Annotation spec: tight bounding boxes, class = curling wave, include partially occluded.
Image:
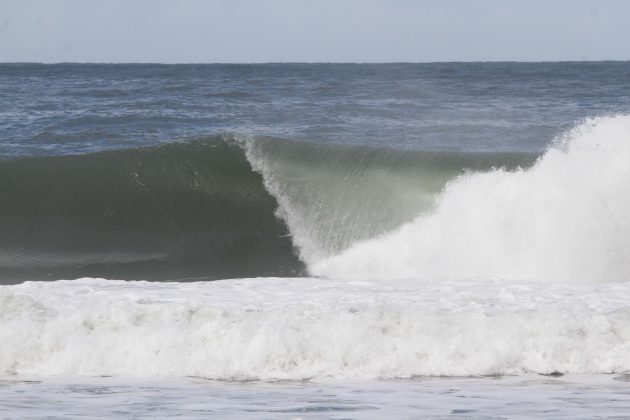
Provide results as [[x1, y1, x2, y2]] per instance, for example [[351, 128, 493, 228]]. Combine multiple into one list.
[[0, 136, 528, 283]]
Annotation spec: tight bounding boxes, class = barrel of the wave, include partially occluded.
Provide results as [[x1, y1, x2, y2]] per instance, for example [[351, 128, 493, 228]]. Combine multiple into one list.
[[240, 135, 536, 269]]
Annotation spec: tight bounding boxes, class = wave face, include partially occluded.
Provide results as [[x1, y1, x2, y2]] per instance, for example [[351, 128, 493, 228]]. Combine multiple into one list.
[[2, 278, 629, 379], [314, 115, 630, 283], [0, 139, 303, 282], [0, 136, 531, 283], [241, 138, 533, 265]]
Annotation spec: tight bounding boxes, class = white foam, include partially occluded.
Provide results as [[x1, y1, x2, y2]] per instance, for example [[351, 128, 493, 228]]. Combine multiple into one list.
[[314, 115, 630, 283], [2, 277, 629, 379]]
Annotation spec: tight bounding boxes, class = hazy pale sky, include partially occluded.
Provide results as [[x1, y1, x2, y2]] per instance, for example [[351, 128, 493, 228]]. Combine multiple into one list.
[[1, 0, 629, 63]]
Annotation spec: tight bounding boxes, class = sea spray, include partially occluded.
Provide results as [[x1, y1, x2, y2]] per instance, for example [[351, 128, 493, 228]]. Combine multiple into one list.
[[240, 136, 532, 265], [313, 115, 630, 283]]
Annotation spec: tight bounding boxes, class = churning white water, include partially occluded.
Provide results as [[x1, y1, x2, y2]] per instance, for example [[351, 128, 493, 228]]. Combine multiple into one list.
[[1, 277, 629, 379], [314, 116, 630, 283]]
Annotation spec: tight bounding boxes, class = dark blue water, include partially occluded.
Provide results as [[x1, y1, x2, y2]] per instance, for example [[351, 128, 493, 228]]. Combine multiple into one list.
[[2, 62, 630, 157]]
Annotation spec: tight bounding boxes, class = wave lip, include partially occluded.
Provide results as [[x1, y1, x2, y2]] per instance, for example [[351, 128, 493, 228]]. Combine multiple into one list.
[[314, 115, 630, 283], [2, 277, 629, 379]]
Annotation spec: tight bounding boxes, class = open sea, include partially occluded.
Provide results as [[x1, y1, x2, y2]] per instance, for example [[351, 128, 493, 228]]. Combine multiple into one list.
[[1, 62, 630, 418]]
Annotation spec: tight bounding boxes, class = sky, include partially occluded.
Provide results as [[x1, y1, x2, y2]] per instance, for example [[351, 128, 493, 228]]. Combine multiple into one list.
[[1, 0, 629, 63]]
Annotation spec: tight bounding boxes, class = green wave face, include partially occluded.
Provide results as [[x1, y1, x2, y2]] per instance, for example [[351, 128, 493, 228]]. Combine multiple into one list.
[[0, 138, 303, 283]]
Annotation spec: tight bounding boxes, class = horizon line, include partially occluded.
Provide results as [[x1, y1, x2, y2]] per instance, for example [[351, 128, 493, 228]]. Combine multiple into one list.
[[2, 59, 629, 65]]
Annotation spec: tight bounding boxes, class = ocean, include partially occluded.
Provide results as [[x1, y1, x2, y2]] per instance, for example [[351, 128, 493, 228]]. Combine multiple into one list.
[[1, 62, 629, 418]]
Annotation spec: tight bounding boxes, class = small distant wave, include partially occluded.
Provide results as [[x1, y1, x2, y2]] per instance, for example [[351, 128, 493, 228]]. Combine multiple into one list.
[[204, 90, 254, 99]]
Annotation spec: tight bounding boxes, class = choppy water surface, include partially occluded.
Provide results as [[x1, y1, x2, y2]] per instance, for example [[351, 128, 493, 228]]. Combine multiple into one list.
[[2, 62, 629, 157]]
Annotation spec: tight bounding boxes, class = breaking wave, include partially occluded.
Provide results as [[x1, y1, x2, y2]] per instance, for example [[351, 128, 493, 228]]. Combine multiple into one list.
[[0, 135, 528, 283], [314, 115, 630, 283], [1, 115, 628, 284]]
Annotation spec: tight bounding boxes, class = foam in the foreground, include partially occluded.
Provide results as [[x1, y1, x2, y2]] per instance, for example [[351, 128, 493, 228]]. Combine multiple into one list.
[[1, 277, 629, 379]]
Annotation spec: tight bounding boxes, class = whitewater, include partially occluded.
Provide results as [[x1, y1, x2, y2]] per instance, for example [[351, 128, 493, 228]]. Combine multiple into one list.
[[2, 277, 630, 379], [313, 115, 630, 283]]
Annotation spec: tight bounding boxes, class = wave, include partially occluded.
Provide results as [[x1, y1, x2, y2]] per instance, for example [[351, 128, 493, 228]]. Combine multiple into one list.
[[314, 115, 630, 283], [2, 277, 629, 379], [0, 139, 302, 282], [0, 135, 530, 283], [2, 115, 626, 284], [2, 117, 629, 380]]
